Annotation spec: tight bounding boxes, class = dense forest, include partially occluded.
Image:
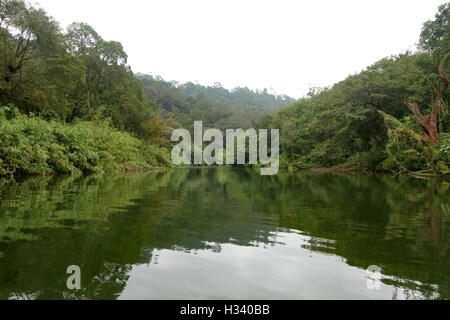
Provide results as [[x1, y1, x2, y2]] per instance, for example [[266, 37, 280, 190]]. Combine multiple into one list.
[[260, 3, 450, 175], [0, 0, 449, 178], [138, 74, 295, 131], [0, 0, 295, 178]]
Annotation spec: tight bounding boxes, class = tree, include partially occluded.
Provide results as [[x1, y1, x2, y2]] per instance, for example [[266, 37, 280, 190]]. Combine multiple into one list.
[[0, 0, 62, 91], [420, 3, 450, 56], [0, 0, 84, 117], [66, 22, 128, 113]]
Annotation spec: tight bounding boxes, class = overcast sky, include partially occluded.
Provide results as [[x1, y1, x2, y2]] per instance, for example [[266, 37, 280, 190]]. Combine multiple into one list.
[[35, 0, 445, 98]]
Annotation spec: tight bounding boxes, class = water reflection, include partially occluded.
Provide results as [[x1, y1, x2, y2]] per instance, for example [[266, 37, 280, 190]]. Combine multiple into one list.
[[0, 168, 448, 299]]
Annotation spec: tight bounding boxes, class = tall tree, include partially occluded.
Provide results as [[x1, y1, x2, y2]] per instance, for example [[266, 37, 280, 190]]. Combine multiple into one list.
[[66, 22, 128, 113], [0, 0, 62, 94], [0, 0, 84, 117], [419, 3, 450, 56]]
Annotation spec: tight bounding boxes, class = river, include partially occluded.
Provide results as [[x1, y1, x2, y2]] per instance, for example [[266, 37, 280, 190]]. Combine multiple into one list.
[[0, 168, 448, 299]]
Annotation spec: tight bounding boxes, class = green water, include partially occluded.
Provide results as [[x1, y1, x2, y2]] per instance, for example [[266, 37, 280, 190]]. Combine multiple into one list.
[[0, 168, 449, 300]]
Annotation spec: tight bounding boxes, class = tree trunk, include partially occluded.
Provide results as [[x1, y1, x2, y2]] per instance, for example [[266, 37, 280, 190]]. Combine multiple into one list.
[[404, 52, 449, 175], [404, 52, 450, 146]]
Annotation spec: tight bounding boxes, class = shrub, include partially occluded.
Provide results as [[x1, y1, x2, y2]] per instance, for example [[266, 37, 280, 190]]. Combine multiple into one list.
[[0, 106, 168, 178]]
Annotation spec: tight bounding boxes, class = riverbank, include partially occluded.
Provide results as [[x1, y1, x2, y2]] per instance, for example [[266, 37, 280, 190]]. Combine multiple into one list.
[[0, 106, 171, 180], [286, 164, 450, 178]]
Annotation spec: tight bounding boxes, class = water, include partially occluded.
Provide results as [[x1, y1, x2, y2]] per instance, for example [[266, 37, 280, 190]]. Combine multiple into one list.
[[0, 168, 449, 300]]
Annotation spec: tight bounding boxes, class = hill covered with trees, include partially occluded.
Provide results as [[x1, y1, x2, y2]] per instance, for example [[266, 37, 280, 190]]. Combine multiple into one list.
[[137, 73, 296, 131], [258, 3, 450, 175]]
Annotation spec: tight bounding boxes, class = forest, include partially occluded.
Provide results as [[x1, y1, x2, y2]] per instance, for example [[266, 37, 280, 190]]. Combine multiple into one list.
[[138, 73, 296, 131], [0, 0, 449, 178], [259, 4, 450, 175]]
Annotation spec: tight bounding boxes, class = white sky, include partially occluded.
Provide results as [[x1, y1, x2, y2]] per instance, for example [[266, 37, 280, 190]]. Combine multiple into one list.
[[34, 0, 446, 98]]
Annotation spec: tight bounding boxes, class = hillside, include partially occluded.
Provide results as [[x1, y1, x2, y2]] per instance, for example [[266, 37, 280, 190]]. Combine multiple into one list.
[[137, 73, 296, 130], [258, 3, 450, 174]]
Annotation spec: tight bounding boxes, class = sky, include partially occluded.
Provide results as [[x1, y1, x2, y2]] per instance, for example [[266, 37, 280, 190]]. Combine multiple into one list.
[[34, 0, 446, 98]]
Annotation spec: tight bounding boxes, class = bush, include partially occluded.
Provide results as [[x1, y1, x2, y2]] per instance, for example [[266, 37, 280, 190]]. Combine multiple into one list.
[[437, 133, 450, 173], [0, 106, 169, 178], [378, 114, 429, 173]]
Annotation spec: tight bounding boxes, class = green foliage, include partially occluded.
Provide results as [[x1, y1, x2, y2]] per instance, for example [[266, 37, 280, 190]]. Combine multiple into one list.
[[420, 3, 450, 56], [0, 106, 167, 178], [260, 83, 390, 170], [438, 133, 450, 173], [379, 114, 430, 173], [0, 0, 84, 118]]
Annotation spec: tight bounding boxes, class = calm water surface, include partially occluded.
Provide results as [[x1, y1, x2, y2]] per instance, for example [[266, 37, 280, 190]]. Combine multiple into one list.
[[0, 168, 449, 300]]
